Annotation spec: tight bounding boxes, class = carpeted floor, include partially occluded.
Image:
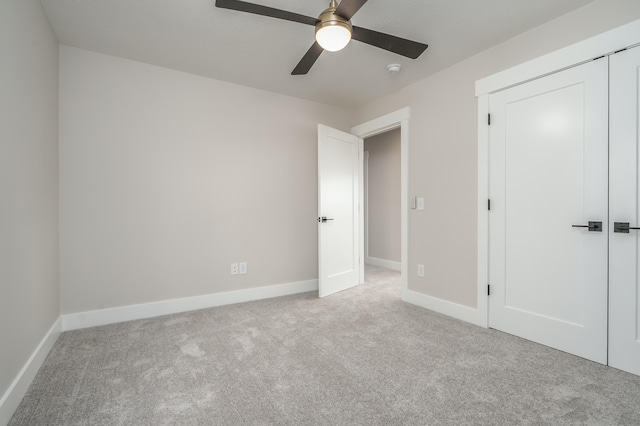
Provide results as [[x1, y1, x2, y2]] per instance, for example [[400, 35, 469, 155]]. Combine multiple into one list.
[[9, 266, 640, 425]]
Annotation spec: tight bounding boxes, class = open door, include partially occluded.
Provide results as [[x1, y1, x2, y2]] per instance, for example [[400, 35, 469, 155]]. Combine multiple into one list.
[[318, 124, 361, 298]]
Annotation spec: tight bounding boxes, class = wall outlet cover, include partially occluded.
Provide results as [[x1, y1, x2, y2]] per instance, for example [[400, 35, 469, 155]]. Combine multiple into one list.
[[231, 263, 239, 275]]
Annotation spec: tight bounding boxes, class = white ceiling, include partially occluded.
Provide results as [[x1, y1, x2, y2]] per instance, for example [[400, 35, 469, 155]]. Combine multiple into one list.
[[40, 0, 594, 108]]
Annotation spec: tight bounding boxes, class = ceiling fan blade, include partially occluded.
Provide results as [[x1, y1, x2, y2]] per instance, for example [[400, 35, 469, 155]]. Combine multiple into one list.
[[291, 42, 324, 75], [215, 0, 319, 26], [334, 0, 368, 21], [352, 26, 428, 59]]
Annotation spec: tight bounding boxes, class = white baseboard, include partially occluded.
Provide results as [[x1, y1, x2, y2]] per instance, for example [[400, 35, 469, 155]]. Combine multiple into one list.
[[0, 317, 62, 425], [403, 289, 487, 328], [62, 279, 318, 331], [365, 256, 401, 271]]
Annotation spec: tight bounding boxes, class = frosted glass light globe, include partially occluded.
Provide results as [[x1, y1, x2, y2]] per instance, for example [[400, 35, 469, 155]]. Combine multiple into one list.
[[315, 25, 351, 52]]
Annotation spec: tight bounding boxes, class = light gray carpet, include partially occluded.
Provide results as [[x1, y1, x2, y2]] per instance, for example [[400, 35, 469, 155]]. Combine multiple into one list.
[[10, 266, 640, 425]]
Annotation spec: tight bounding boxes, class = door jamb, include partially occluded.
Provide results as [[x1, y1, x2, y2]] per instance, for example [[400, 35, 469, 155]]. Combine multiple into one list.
[[352, 107, 409, 298], [363, 150, 370, 262], [477, 95, 489, 327]]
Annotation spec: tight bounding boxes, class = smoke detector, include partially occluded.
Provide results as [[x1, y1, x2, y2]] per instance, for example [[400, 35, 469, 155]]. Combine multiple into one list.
[[387, 63, 401, 73]]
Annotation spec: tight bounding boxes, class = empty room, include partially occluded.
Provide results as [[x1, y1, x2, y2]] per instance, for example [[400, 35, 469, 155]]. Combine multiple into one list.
[[3, 0, 640, 424]]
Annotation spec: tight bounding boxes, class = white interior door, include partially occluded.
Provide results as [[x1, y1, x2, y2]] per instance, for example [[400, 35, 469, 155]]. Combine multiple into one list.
[[609, 45, 640, 376], [318, 124, 361, 298], [488, 59, 609, 363]]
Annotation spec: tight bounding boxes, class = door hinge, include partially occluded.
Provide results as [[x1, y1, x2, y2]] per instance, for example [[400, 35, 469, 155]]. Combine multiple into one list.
[[487, 284, 491, 296], [488, 113, 491, 125], [488, 199, 491, 211]]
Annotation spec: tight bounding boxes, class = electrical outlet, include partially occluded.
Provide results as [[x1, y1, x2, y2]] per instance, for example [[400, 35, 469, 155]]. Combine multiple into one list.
[[239, 262, 247, 275], [418, 264, 425, 277], [231, 263, 239, 275]]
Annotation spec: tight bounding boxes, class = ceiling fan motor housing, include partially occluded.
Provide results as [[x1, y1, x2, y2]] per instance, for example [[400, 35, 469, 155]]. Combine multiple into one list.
[[316, 7, 352, 32]]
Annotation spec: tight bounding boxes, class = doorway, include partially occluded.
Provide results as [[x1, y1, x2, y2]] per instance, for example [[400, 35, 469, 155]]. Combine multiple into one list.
[[364, 128, 401, 273], [352, 108, 410, 299], [317, 108, 410, 298]]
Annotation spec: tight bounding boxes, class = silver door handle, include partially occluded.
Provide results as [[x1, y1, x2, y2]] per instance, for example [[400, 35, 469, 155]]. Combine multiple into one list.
[[571, 221, 602, 232], [318, 216, 334, 223], [613, 222, 640, 233]]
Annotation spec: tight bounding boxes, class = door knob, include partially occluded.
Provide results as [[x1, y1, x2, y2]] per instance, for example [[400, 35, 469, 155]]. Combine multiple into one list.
[[318, 216, 334, 223], [571, 221, 602, 232], [613, 222, 640, 233]]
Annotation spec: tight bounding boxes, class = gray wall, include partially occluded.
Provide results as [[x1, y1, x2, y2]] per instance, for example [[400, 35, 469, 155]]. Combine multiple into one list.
[[355, 0, 640, 307], [364, 129, 401, 264], [0, 0, 59, 406], [59, 46, 354, 314]]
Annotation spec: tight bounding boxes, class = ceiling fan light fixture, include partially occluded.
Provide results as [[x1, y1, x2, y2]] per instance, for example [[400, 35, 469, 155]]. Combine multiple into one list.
[[314, 1, 352, 52], [315, 21, 352, 52]]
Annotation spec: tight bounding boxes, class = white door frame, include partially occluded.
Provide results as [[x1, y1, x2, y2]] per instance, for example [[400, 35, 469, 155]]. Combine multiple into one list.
[[476, 19, 640, 328], [363, 150, 370, 262], [352, 107, 410, 298]]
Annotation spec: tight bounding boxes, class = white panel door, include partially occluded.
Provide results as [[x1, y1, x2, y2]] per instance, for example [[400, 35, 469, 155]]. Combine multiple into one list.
[[609, 46, 640, 376], [489, 59, 609, 363], [318, 124, 361, 298]]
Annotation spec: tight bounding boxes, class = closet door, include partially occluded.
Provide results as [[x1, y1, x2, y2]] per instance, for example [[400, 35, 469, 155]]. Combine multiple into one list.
[[609, 46, 640, 376], [488, 59, 609, 363]]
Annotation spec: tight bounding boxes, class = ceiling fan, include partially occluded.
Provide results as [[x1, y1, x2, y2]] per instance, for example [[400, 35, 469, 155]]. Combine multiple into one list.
[[215, 0, 429, 75]]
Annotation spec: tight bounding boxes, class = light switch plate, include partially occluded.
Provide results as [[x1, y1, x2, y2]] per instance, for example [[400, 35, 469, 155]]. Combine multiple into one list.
[[417, 197, 425, 210]]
